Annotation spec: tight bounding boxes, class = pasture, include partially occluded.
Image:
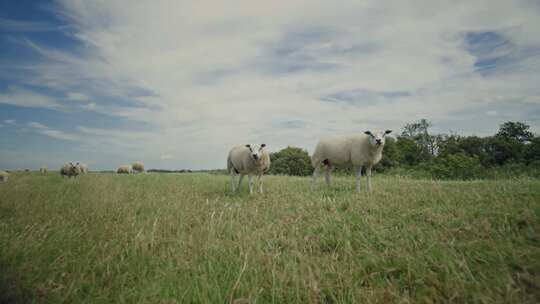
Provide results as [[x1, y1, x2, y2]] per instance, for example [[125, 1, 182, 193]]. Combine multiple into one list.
[[0, 172, 539, 303]]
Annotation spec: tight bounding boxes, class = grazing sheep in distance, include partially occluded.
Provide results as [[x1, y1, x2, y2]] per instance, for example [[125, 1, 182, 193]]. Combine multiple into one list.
[[79, 163, 88, 174], [132, 161, 145, 173], [40, 166, 48, 174], [227, 144, 271, 194], [117, 165, 133, 174], [0, 170, 9, 183], [60, 162, 81, 178], [312, 130, 392, 192]]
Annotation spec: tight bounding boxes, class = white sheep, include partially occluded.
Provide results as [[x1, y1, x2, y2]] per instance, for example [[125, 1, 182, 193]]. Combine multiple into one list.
[[227, 144, 270, 194], [40, 166, 48, 174], [60, 162, 81, 178], [79, 163, 88, 174], [0, 170, 9, 183], [117, 165, 133, 174], [311, 130, 392, 192], [132, 161, 145, 173]]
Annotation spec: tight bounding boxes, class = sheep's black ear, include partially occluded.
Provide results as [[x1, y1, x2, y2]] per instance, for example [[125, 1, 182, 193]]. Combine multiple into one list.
[[260, 144, 266, 148], [245, 144, 252, 150], [364, 131, 373, 136], [384, 130, 392, 135]]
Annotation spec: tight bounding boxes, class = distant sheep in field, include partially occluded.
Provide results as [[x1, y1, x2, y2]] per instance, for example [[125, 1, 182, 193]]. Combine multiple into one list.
[[117, 165, 133, 174], [79, 163, 88, 174], [0, 170, 9, 183], [40, 167, 48, 174], [227, 144, 270, 194], [132, 161, 145, 173], [60, 162, 81, 178], [311, 130, 392, 192]]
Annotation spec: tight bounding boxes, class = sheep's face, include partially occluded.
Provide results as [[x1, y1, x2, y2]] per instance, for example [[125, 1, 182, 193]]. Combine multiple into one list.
[[245, 144, 266, 161], [364, 130, 392, 147], [70, 162, 81, 174]]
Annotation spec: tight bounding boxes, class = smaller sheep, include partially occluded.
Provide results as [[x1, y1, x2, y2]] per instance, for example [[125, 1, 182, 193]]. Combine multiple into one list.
[[132, 161, 145, 173], [311, 130, 392, 192], [227, 144, 271, 194], [40, 166, 48, 174], [117, 165, 133, 174], [79, 163, 88, 174], [0, 170, 9, 183], [60, 162, 81, 178]]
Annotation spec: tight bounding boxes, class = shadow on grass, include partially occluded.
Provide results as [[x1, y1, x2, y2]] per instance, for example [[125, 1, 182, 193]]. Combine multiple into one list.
[[0, 268, 32, 304]]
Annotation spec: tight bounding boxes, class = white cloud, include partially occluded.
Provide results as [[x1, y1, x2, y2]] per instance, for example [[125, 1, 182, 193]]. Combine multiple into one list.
[[26, 121, 79, 141], [27, 122, 48, 129], [3, 0, 540, 169], [66, 92, 89, 101], [0, 86, 63, 109], [38, 129, 79, 141], [4, 119, 16, 124]]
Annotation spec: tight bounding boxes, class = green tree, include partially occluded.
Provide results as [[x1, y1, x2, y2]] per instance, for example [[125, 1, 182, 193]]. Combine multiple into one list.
[[496, 121, 533, 143], [401, 118, 438, 155], [481, 121, 532, 165], [438, 135, 490, 166], [484, 136, 522, 165], [269, 146, 313, 176], [375, 137, 399, 171], [523, 136, 540, 165], [395, 137, 431, 166]]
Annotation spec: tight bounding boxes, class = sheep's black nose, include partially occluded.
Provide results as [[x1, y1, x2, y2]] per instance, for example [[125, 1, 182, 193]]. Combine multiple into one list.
[[376, 139, 382, 144], [253, 154, 258, 159]]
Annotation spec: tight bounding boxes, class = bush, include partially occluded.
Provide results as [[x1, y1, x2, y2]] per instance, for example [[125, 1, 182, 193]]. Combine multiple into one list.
[[419, 154, 483, 180], [269, 146, 313, 176]]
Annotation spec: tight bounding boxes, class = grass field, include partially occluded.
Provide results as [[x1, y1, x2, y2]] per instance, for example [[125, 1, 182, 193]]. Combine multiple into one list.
[[0, 172, 539, 303]]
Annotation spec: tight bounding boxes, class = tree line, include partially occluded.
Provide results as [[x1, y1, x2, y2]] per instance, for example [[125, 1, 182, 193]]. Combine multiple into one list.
[[269, 120, 540, 179]]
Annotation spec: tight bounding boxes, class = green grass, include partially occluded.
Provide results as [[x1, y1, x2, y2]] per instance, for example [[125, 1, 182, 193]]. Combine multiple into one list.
[[0, 172, 539, 303]]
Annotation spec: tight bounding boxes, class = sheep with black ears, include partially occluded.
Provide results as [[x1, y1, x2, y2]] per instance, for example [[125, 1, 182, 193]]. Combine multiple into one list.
[[40, 166, 47, 174], [311, 130, 392, 192], [227, 144, 270, 194], [60, 162, 81, 178]]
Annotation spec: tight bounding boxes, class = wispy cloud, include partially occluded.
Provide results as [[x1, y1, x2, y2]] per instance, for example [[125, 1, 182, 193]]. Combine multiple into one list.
[[0, 86, 63, 109], [321, 89, 411, 105], [66, 92, 89, 102], [27, 121, 79, 141], [27, 122, 47, 129]]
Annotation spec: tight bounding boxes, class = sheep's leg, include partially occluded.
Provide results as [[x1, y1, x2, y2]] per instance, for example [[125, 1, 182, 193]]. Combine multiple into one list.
[[311, 164, 321, 190], [366, 166, 373, 192], [258, 174, 263, 194], [230, 170, 237, 192], [324, 165, 333, 186], [355, 166, 362, 193], [248, 175, 254, 194], [237, 174, 245, 191]]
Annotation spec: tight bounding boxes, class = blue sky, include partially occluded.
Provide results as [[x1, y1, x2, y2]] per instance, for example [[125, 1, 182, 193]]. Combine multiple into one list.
[[1, 0, 539, 170]]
